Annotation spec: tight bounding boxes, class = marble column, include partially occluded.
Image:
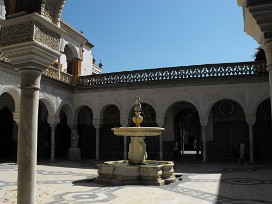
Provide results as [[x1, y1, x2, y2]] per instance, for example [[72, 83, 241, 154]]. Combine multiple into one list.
[[0, 8, 65, 204], [200, 116, 209, 163], [93, 119, 100, 160], [248, 124, 255, 163], [17, 69, 42, 204], [246, 115, 256, 164], [201, 126, 207, 162], [47, 117, 60, 162], [263, 41, 272, 120], [50, 125, 56, 161]]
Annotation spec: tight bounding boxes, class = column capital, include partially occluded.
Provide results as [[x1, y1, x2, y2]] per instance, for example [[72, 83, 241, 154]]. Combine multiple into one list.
[[120, 118, 128, 127], [47, 116, 60, 127], [13, 111, 20, 125], [246, 115, 256, 126], [93, 119, 100, 129], [156, 117, 165, 127], [199, 116, 209, 127], [67, 120, 77, 129]]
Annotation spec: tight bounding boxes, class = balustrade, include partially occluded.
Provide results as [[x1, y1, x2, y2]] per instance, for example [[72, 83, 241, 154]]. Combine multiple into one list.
[[43, 66, 73, 84], [78, 61, 267, 86]]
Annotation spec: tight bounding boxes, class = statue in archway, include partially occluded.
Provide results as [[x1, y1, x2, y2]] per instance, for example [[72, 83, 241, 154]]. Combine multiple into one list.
[[71, 128, 79, 148]]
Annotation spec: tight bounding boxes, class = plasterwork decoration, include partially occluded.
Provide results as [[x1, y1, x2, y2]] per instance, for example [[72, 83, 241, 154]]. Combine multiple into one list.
[[1, 21, 34, 46], [41, 0, 66, 25], [34, 22, 60, 51], [0, 50, 10, 63]]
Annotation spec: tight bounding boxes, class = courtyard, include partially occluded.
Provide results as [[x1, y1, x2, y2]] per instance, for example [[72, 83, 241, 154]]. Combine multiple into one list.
[[1, 161, 272, 204]]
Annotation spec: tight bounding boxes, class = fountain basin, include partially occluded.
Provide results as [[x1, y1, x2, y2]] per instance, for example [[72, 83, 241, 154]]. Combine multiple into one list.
[[112, 127, 165, 137], [95, 160, 176, 186]]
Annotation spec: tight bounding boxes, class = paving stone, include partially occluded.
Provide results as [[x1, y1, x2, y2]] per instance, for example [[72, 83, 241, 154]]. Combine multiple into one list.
[[0, 161, 272, 203]]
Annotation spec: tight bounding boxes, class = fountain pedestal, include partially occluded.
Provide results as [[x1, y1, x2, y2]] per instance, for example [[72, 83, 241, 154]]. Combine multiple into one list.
[[128, 137, 147, 163]]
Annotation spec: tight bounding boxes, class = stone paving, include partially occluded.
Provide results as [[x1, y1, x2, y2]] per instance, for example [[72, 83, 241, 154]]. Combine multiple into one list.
[[1, 161, 272, 204]]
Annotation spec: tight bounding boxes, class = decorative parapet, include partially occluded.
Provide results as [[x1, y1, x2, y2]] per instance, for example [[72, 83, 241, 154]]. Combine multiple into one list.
[[60, 20, 84, 36], [92, 64, 102, 75], [78, 61, 267, 86], [44, 66, 73, 84]]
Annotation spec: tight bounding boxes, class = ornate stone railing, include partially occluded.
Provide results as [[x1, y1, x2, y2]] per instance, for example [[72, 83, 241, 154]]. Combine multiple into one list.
[[78, 61, 267, 86], [44, 66, 73, 84]]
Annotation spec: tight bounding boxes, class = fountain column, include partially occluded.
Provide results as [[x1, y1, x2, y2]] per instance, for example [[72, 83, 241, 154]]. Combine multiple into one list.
[[157, 117, 165, 161], [200, 116, 208, 162], [0, 9, 65, 203], [47, 116, 60, 161], [120, 118, 128, 160], [93, 119, 100, 160], [246, 115, 256, 163]]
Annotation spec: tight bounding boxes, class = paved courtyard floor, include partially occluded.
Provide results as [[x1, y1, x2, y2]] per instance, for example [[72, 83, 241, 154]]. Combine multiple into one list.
[[1, 160, 272, 204]]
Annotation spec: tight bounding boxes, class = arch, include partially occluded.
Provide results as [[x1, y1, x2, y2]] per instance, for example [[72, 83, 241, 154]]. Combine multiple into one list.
[[55, 105, 72, 159], [0, 85, 20, 111], [163, 100, 201, 161], [99, 103, 122, 122], [207, 99, 248, 162], [206, 95, 247, 118], [0, 107, 15, 161], [254, 95, 271, 116], [162, 94, 201, 119], [0, 92, 18, 161], [63, 43, 79, 60], [253, 98, 272, 162], [39, 93, 55, 117], [99, 104, 123, 160], [56, 100, 74, 122], [74, 103, 95, 122], [0, 92, 15, 112], [37, 100, 51, 161], [77, 106, 96, 159]]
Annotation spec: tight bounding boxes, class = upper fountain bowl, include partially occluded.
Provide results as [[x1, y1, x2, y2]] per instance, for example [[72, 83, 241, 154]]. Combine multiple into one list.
[[112, 127, 165, 137]]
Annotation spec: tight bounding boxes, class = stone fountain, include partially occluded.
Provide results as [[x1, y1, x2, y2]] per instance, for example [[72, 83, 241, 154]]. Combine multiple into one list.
[[95, 98, 176, 186]]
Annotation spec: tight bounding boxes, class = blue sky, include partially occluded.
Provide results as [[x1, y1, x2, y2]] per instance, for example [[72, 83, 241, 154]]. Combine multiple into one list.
[[61, 1, 258, 73]]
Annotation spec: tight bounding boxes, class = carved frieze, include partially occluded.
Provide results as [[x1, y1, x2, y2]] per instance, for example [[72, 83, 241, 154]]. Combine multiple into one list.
[[1, 20, 60, 51], [1, 21, 34, 46], [34, 22, 60, 51], [41, 0, 56, 22], [41, 0, 66, 25]]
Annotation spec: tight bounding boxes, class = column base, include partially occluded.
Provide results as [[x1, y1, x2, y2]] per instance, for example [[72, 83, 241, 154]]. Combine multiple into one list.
[[68, 148, 81, 161]]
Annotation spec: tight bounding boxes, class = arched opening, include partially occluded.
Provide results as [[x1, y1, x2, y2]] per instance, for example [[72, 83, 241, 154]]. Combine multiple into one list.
[[55, 107, 71, 159], [77, 106, 96, 159], [37, 101, 51, 161], [253, 98, 272, 162], [129, 103, 159, 160], [0, 93, 17, 162], [174, 103, 200, 161], [99, 105, 122, 160], [208, 100, 248, 162], [63, 44, 81, 76]]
